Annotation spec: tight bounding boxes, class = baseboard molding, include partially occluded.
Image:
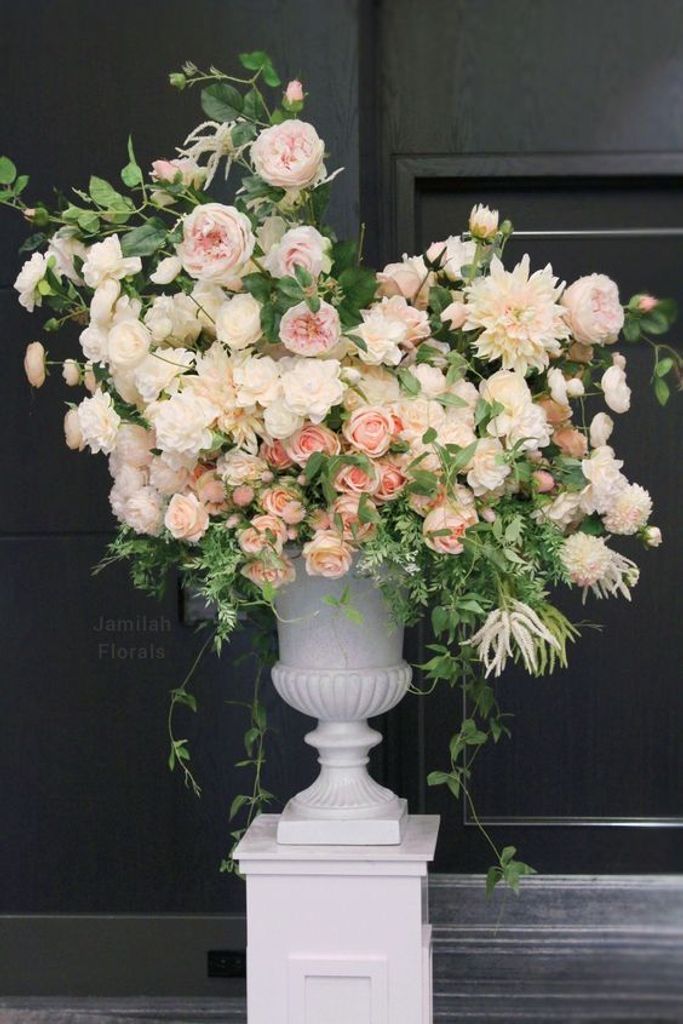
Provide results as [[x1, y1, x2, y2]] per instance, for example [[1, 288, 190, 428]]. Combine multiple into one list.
[[2, 876, 683, 1021]]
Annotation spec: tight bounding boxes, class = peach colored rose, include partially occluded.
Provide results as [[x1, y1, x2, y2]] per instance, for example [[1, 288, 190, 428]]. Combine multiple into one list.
[[553, 426, 588, 458], [261, 484, 306, 525], [279, 300, 341, 357], [64, 408, 84, 451], [375, 458, 408, 502], [303, 529, 354, 578], [423, 502, 476, 555], [342, 405, 394, 458], [561, 274, 624, 346], [283, 423, 341, 465], [537, 397, 571, 427], [333, 461, 380, 496], [242, 554, 296, 590], [24, 342, 46, 387], [260, 438, 294, 471], [331, 493, 377, 542], [164, 492, 209, 543], [177, 203, 255, 285], [238, 513, 288, 555], [250, 119, 325, 189]]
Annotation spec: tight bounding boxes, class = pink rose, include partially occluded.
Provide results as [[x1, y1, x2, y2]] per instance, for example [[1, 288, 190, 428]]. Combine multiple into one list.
[[242, 554, 296, 590], [637, 294, 658, 313], [303, 529, 354, 578], [177, 203, 255, 285], [441, 299, 468, 330], [377, 255, 434, 309], [423, 502, 476, 555], [331, 494, 377, 542], [279, 300, 341, 356], [238, 513, 288, 555], [283, 424, 341, 464], [284, 80, 304, 104], [561, 274, 624, 346], [152, 157, 205, 189], [164, 492, 209, 543], [250, 119, 325, 189], [263, 225, 330, 279], [261, 484, 306, 525], [260, 438, 294, 470], [375, 458, 408, 502], [342, 406, 394, 458], [533, 470, 555, 493], [333, 461, 380, 496]]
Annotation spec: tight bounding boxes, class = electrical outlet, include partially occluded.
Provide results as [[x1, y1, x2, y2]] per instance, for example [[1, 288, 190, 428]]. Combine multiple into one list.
[[207, 949, 247, 978]]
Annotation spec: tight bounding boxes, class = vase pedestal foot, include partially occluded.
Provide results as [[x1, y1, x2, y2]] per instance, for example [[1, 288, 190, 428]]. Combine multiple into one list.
[[277, 796, 408, 845], [236, 813, 439, 1024]]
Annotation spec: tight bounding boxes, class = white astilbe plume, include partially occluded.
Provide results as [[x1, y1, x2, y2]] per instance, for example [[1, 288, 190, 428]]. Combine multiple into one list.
[[590, 550, 639, 601], [465, 600, 561, 678], [177, 121, 245, 189]]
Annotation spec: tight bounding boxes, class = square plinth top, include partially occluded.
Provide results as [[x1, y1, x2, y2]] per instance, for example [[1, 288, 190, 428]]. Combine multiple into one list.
[[235, 814, 440, 872]]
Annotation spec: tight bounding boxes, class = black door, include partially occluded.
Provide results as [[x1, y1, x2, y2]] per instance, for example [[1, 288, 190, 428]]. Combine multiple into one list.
[[374, 0, 683, 875]]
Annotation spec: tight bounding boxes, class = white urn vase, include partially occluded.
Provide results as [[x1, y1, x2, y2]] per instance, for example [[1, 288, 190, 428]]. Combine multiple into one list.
[[272, 560, 411, 844]]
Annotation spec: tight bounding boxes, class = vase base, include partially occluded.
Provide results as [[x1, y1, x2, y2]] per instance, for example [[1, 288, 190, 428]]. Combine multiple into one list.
[[276, 798, 408, 845]]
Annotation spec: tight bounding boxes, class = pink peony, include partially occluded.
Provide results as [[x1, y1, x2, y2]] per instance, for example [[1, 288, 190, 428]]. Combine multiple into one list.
[[250, 119, 325, 189], [177, 203, 255, 285], [279, 300, 341, 356]]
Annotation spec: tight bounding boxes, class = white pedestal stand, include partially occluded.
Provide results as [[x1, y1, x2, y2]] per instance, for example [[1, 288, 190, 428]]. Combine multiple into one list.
[[235, 814, 440, 1024]]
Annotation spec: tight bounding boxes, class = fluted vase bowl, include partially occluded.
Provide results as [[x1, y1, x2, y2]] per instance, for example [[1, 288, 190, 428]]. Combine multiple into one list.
[[272, 559, 411, 845]]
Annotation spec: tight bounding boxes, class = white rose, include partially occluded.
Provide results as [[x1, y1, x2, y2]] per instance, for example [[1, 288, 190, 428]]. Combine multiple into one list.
[[108, 319, 151, 371], [133, 347, 194, 403], [534, 491, 583, 531], [14, 252, 49, 312], [144, 293, 202, 347], [64, 408, 84, 450], [547, 367, 568, 406], [466, 437, 510, 496], [233, 355, 281, 408], [280, 357, 345, 422], [345, 365, 400, 410], [77, 389, 121, 455], [147, 389, 218, 467], [82, 235, 142, 288], [150, 255, 182, 285], [589, 412, 614, 448], [263, 398, 304, 439], [480, 370, 551, 450], [601, 357, 631, 414], [79, 324, 109, 363], [111, 368, 142, 406], [215, 293, 262, 351], [426, 235, 477, 282], [412, 364, 447, 398], [90, 279, 122, 324]]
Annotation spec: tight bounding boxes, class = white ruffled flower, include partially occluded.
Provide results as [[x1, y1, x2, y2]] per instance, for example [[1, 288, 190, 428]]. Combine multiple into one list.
[[602, 483, 652, 535], [215, 293, 262, 351], [80, 323, 109, 363], [77, 389, 121, 455], [150, 256, 182, 285], [469, 204, 499, 239], [280, 357, 345, 422], [464, 255, 569, 374], [465, 601, 560, 678], [263, 399, 304, 439], [190, 281, 227, 335], [147, 389, 218, 467], [533, 491, 583, 531], [133, 347, 194, 404], [177, 120, 241, 189], [144, 293, 202, 347], [90, 279, 121, 324], [479, 370, 551, 451], [216, 450, 268, 486], [108, 319, 152, 372], [429, 236, 477, 282], [149, 455, 190, 496], [14, 252, 49, 312], [355, 304, 407, 367], [82, 235, 141, 289], [119, 486, 164, 536], [47, 228, 87, 284], [233, 355, 280, 408]]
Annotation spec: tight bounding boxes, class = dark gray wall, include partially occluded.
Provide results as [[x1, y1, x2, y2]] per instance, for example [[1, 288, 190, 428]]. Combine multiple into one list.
[[0, 0, 363, 993]]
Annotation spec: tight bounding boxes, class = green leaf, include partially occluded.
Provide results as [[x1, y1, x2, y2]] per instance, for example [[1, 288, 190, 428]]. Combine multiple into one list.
[[121, 160, 143, 187], [332, 239, 358, 273], [398, 368, 421, 396], [428, 284, 453, 314], [239, 49, 270, 71], [0, 156, 17, 185], [260, 301, 281, 343], [427, 771, 451, 786], [654, 376, 670, 406], [229, 793, 249, 821], [338, 266, 377, 308], [232, 121, 257, 148], [485, 865, 502, 898], [19, 232, 46, 254], [655, 357, 674, 378], [89, 175, 127, 210], [500, 845, 516, 865], [242, 272, 272, 303], [622, 317, 641, 343], [120, 218, 167, 257], [243, 88, 268, 122], [201, 83, 244, 122], [77, 210, 100, 233]]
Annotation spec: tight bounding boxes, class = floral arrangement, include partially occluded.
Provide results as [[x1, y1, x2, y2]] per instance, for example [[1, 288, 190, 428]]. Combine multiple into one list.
[[4, 51, 680, 889]]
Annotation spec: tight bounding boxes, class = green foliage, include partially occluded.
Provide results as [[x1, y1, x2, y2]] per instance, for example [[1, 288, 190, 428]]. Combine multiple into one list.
[[201, 82, 244, 122]]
